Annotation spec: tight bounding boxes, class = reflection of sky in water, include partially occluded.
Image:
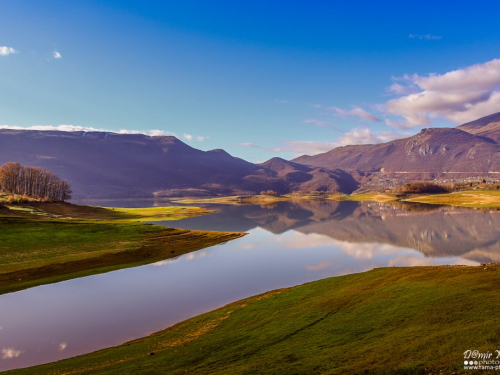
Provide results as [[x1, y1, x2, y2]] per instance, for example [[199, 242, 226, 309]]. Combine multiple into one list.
[[0, 226, 477, 371]]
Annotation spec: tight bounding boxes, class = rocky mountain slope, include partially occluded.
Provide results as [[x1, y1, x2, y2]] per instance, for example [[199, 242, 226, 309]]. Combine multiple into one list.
[[293, 124, 500, 175], [456, 112, 500, 143]]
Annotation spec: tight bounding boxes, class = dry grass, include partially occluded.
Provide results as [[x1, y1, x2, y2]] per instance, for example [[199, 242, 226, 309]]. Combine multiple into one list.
[[407, 190, 500, 208], [331, 193, 399, 202], [175, 194, 331, 205]]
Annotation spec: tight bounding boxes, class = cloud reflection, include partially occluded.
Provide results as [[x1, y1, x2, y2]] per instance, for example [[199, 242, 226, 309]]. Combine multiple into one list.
[[273, 230, 477, 266], [2, 348, 22, 359], [152, 251, 208, 267], [274, 232, 405, 259], [305, 261, 333, 271]]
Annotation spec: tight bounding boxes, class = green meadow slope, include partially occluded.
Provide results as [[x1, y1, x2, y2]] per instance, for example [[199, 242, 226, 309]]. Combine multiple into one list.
[[0, 203, 245, 295], [10, 265, 500, 374]]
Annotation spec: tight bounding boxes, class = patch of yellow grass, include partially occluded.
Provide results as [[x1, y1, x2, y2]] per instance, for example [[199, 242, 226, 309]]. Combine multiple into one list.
[[331, 193, 399, 202], [109, 206, 215, 221], [406, 190, 500, 208]]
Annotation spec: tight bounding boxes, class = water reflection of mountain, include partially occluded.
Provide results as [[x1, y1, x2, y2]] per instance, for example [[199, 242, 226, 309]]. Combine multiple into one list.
[[160, 201, 500, 263]]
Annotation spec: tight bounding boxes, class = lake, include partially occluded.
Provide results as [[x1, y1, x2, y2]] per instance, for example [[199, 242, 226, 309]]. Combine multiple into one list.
[[1, 200, 498, 371]]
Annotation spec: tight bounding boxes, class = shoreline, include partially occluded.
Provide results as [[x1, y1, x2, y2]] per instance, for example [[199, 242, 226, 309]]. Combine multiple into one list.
[[0, 202, 246, 295], [8, 263, 500, 374], [175, 189, 500, 209]]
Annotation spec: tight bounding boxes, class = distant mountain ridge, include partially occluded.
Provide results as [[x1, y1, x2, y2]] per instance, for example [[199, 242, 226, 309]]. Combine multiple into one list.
[[0, 130, 355, 198], [293, 112, 500, 180], [457, 112, 500, 143], [2, 112, 500, 198]]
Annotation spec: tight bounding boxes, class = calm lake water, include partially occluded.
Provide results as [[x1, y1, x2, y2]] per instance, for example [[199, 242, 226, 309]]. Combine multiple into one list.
[[2, 200, 499, 371]]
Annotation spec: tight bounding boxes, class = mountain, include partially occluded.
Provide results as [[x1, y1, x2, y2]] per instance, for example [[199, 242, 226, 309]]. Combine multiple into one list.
[[0, 130, 355, 198], [5, 112, 500, 198], [256, 157, 359, 193], [294, 127, 500, 173], [457, 112, 500, 143], [293, 112, 500, 181], [0, 130, 253, 198]]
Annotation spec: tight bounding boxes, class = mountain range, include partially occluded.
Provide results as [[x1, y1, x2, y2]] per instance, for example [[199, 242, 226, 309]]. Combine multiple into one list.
[[0, 130, 357, 198], [294, 112, 500, 178], [1, 112, 500, 198]]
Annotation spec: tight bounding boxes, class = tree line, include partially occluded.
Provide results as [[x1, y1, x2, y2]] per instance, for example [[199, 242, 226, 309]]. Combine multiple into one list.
[[0, 162, 72, 201]]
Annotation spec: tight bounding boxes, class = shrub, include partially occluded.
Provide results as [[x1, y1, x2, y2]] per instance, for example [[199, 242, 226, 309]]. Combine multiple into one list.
[[260, 190, 279, 196], [396, 181, 451, 194]]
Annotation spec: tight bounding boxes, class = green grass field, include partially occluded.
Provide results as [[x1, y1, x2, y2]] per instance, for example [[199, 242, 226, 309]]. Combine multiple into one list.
[[10, 264, 500, 374], [0, 203, 244, 295]]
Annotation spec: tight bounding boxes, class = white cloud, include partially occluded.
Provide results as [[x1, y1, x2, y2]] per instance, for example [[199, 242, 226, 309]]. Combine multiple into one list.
[[302, 119, 330, 127], [0, 46, 16, 56], [2, 348, 22, 359], [383, 58, 500, 129], [149, 129, 176, 136], [118, 129, 141, 134], [183, 133, 208, 142], [349, 107, 381, 122], [409, 34, 442, 40], [335, 128, 409, 146], [0, 124, 109, 132], [53, 51, 62, 59], [0, 125, 177, 137], [240, 142, 258, 147], [386, 79, 420, 96], [314, 104, 380, 122], [271, 141, 337, 156], [272, 128, 409, 156]]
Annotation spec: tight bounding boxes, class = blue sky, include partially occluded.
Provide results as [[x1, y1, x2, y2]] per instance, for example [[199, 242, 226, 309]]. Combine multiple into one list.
[[2, 1, 500, 162]]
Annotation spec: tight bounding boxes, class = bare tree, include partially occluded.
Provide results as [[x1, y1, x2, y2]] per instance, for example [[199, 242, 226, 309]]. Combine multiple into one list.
[[0, 163, 72, 201]]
